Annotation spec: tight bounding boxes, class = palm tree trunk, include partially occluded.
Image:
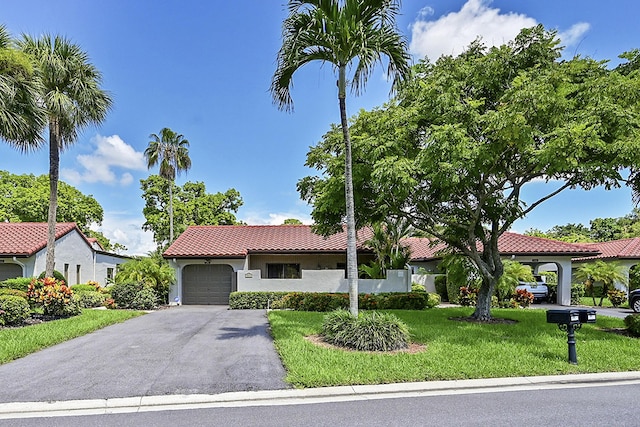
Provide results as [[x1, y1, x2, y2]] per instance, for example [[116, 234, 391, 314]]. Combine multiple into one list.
[[169, 181, 174, 243], [338, 66, 358, 317], [45, 120, 59, 278]]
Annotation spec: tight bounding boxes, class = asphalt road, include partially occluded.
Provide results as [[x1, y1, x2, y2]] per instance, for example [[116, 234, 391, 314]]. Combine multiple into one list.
[[0, 306, 289, 403]]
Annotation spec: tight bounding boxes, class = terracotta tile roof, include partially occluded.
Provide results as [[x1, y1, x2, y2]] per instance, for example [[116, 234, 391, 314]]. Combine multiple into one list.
[[406, 232, 599, 261], [0, 222, 79, 256], [163, 225, 375, 258], [574, 237, 640, 261]]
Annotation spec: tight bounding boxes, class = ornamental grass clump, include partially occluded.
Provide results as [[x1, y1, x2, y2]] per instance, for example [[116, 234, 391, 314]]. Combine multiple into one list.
[[321, 309, 410, 352]]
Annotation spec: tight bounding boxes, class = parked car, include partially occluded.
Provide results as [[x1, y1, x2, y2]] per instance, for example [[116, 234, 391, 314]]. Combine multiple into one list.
[[516, 274, 549, 302], [630, 289, 640, 313]]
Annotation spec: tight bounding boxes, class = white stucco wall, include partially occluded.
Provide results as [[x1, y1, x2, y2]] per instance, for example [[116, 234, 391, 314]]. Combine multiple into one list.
[[237, 269, 411, 294], [411, 273, 441, 293]]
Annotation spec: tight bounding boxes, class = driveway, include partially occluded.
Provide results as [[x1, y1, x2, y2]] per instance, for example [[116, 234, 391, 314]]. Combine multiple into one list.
[[0, 306, 289, 403], [534, 303, 634, 320]]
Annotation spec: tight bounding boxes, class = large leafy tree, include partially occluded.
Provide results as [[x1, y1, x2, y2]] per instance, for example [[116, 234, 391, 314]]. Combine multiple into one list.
[[300, 25, 640, 320], [141, 175, 243, 249], [18, 34, 112, 277], [144, 127, 191, 244], [0, 25, 45, 149], [271, 0, 411, 316]]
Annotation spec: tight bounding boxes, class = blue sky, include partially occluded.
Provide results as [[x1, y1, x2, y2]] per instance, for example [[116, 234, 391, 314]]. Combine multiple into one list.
[[1, 0, 638, 254]]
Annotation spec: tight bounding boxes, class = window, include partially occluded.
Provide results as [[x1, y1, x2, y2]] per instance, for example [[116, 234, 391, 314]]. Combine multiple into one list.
[[106, 268, 114, 281], [76, 265, 81, 284], [64, 264, 69, 282], [267, 263, 301, 279]]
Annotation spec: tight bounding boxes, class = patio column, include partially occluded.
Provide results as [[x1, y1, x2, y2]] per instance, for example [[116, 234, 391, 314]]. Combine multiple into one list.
[[556, 260, 572, 306]]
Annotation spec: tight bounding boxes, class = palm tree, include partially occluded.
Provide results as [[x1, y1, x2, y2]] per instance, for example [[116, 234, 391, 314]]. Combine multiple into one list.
[[271, 0, 411, 316], [144, 127, 191, 244], [0, 25, 46, 149], [576, 261, 628, 306], [18, 34, 112, 277]]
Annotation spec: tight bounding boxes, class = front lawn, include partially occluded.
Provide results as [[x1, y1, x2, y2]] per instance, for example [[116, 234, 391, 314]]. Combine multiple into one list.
[[0, 309, 144, 364], [268, 307, 640, 388]]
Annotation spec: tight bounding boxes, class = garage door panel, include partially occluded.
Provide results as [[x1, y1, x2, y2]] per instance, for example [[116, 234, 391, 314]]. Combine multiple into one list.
[[0, 264, 23, 282], [182, 264, 232, 305]]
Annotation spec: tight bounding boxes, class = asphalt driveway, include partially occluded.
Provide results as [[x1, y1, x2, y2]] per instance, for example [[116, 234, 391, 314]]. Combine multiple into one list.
[[0, 306, 289, 403]]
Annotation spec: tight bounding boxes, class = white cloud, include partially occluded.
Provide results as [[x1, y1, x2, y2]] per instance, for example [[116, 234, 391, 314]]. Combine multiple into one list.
[[240, 212, 313, 226], [91, 212, 156, 256], [409, 0, 537, 61], [62, 134, 146, 185], [558, 22, 591, 47]]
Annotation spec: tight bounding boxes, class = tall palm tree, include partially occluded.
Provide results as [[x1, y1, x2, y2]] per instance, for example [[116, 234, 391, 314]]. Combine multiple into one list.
[[0, 25, 46, 149], [18, 34, 112, 277], [145, 127, 191, 244], [271, 0, 411, 316]]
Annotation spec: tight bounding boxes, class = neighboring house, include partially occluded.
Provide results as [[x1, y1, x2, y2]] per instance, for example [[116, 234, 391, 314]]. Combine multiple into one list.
[[0, 222, 130, 286], [573, 237, 640, 290], [407, 232, 599, 305], [163, 225, 599, 306]]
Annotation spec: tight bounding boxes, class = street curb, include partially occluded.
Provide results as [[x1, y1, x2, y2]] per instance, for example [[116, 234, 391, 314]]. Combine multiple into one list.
[[2, 371, 640, 419]]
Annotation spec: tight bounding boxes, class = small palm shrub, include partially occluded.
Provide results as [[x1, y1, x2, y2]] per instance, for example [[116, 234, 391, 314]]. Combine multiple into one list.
[[0, 295, 31, 326], [321, 309, 410, 351], [624, 314, 640, 337], [607, 289, 627, 308], [27, 277, 80, 317], [73, 291, 107, 308]]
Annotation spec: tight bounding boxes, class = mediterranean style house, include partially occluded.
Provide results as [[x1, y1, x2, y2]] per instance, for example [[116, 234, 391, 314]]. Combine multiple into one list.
[[0, 222, 130, 286], [163, 225, 599, 306]]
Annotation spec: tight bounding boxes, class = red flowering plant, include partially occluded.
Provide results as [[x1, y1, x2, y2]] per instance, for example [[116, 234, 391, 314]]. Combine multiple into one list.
[[27, 277, 80, 317], [513, 288, 534, 308]]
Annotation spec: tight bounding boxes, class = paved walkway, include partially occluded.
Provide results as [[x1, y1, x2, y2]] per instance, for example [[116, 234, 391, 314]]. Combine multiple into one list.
[[0, 306, 289, 404]]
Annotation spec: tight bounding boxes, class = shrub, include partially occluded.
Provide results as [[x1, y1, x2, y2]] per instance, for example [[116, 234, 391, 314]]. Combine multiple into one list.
[[71, 284, 100, 293], [426, 293, 441, 308], [0, 295, 31, 326], [459, 287, 478, 307], [228, 292, 290, 309], [607, 289, 627, 308], [374, 293, 428, 310], [0, 277, 32, 292], [27, 277, 80, 317], [434, 275, 448, 301], [114, 257, 174, 304], [411, 283, 426, 293], [37, 270, 66, 283], [73, 291, 107, 308], [103, 298, 116, 309], [108, 282, 157, 309], [0, 288, 27, 299], [279, 292, 429, 311], [513, 288, 534, 308], [547, 283, 557, 303], [571, 283, 585, 305], [624, 314, 640, 337], [321, 309, 410, 351]]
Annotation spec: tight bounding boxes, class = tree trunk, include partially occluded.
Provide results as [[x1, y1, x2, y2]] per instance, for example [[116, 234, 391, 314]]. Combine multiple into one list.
[[45, 120, 60, 278], [169, 181, 174, 243], [338, 66, 358, 317], [472, 277, 496, 321]]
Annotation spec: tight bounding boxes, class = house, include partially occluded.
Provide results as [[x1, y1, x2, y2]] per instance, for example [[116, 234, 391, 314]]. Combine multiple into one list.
[[0, 222, 130, 286], [572, 237, 640, 290], [163, 225, 599, 306]]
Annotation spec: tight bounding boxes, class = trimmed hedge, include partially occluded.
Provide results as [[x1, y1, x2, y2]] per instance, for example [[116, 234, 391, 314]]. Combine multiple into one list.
[[0, 288, 28, 299], [0, 277, 32, 292], [228, 292, 289, 309], [0, 295, 31, 326], [71, 284, 99, 293], [73, 291, 107, 308], [229, 291, 435, 311]]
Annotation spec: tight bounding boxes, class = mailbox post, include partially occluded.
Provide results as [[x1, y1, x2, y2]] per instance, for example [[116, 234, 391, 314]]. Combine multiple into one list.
[[546, 309, 596, 365]]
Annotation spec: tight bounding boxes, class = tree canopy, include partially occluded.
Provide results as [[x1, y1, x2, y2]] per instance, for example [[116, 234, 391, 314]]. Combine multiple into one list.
[[299, 25, 640, 320], [141, 175, 243, 248]]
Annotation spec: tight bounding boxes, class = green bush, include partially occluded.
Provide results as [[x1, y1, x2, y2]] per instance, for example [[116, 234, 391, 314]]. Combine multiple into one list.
[[278, 292, 429, 311], [0, 295, 31, 326], [426, 293, 441, 308], [71, 284, 99, 293], [624, 314, 640, 337], [411, 283, 426, 293], [228, 292, 290, 309], [547, 283, 557, 303], [571, 283, 586, 305], [37, 270, 67, 283], [73, 291, 107, 308], [434, 275, 448, 301], [115, 257, 174, 304], [607, 289, 627, 308], [27, 277, 80, 317], [459, 287, 478, 307], [108, 282, 157, 310], [0, 277, 32, 292], [513, 288, 534, 308], [0, 288, 27, 299], [321, 309, 410, 351]]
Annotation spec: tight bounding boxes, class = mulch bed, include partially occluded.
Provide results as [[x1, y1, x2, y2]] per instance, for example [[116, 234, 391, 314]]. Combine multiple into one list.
[[304, 334, 427, 354]]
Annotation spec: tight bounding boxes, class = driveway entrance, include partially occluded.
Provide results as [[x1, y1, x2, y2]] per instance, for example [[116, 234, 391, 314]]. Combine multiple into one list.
[[0, 306, 289, 403]]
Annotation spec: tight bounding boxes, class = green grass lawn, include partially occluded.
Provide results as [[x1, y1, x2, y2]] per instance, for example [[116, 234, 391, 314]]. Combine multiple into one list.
[[0, 309, 144, 364], [577, 296, 629, 308], [268, 307, 640, 388]]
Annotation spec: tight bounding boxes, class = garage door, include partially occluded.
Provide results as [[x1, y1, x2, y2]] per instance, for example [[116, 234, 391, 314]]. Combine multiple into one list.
[[182, 264, 233, 305], [0, 264, 23, 282]]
